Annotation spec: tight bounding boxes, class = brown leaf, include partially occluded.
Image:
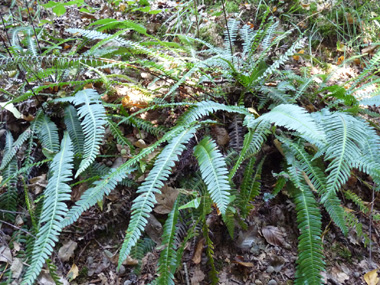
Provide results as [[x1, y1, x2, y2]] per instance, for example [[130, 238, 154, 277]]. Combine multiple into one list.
[[261, 226, 287, 248], [154, 186, 179, 214], [233, 256, 254, 267], [192, 238, 205, 264]]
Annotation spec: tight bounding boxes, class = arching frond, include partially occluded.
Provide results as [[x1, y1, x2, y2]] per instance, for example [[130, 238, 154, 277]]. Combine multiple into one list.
[[247, 104, 325, 146], [118, 127, 197, 268], [21, 132, 74, 285]]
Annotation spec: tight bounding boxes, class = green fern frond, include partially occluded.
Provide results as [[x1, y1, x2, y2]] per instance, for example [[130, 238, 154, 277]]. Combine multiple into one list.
[[156, 200, 180, 285], [34, 111, 60, 155], [63, 125, 192, 227], [203, 223, 218, 285], [0, 128, 32, 171], [107, 119, 135, 152], [292, 183, 324, 285], [72, 89, 107, 177], [247, 104, 325, 146], [178, 101, 250, 126], [118, 127, 197, 268], [127, 117, 167, 137], [344, 190, 369, 214], [239, 157, 263, 218], [319, 112, 368, 202], [22, 132, 74, 285], [194, 137, 231, 215], [64, 105, 84, 155], [257, 37, 306, 82], [0, 132, 18, 221], [280, 137, 347, 234]]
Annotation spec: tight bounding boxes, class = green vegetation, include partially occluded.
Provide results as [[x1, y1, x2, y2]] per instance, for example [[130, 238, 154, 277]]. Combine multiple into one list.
[[1, 0, 380, 284]]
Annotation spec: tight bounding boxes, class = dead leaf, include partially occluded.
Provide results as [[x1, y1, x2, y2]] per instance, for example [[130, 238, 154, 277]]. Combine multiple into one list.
[[364, 269, 380, 285], [192, 238, 205, 264], [154, 186, 179, 214], [58, 240, 78, 262], [261, 226, 288, 248], [233, 256, 254, 267], [67, 264, 79, 281], [337, 56, 345, 65], [212, 126, 230, 146], [10, 257, 23, 278], [0, 246, 12, 263], [190, 266, 206, 284]]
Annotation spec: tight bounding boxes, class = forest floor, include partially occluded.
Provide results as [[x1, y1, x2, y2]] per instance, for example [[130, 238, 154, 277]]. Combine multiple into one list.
[[1, 0, 380, 284]]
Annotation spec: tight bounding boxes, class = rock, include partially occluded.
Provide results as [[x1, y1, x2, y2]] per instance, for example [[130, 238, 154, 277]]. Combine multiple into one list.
[[268, 280, 277, 285]]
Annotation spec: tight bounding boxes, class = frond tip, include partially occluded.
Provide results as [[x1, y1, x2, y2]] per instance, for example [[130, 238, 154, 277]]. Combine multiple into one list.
[[194, 137, 231, 214]]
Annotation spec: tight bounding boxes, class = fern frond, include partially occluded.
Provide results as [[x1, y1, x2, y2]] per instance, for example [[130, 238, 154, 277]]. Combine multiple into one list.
[[247, 104, 325, 146], [281, 137, 347, 234], [64, 105, 84, 155], [319, 112, 367, 202], [0, 132, 18, 221], [63, 125, 192, 227], [292, 183, 324, 285], [344, 190, 369, 214], [203, 223, 218, 285], [156, 200, 180, 285], [34, 111, 60, 155], [0, 128, 32, 171], [239, 157, 263, 218], [194, 137, 231, 214], [178, 101, 250, 126], [72, 89, 107, 177], [22, 132, 74, 285], [118, 127, 197, 268], [107, 119, 135, 152]]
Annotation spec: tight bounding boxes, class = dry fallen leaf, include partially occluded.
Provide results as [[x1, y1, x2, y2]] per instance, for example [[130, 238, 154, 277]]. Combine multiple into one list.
[[233, 256, 254, 267], [192, 238, 205, 264], [337, 56, 345, 65], [261, 226, 288, 248], [58, 240, 78, 262], [154, 186, 179, 214], [67, 264, 79, 281], [364, 269, 380, 285]]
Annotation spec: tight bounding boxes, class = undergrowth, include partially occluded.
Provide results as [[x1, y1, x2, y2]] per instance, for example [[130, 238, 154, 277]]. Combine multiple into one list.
[[1, 1, 380, 284]]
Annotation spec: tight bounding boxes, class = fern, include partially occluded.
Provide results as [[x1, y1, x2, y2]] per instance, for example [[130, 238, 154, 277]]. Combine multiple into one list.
[[22, 132, 74, 285], [71, 89, 107, 177], [280, 137, 347, 234], [194, 137, 231, 214], [318, 111, 368, 202], [0, 128, 31, 171], [34, 111, 60, 156], [247, 104, 326, 146], [292, 183, 324, 285], [0, 132, 18, 221], [64, 105, 84, 155], [118, 126, 197, 267], [156, 200, 180, 285], [238, 157, 263, 218]]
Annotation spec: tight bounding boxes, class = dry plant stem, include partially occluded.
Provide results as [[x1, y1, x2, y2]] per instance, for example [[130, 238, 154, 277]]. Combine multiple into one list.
[[0, 219, 36, 238], [221, 0, 234, 64]]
